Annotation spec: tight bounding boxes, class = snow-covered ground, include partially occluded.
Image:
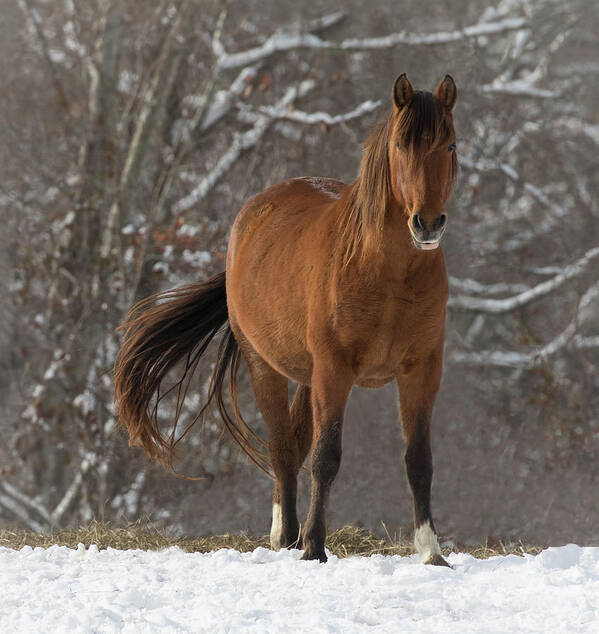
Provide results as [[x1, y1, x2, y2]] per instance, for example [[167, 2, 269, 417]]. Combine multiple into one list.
[[1, 544, 598, 633]]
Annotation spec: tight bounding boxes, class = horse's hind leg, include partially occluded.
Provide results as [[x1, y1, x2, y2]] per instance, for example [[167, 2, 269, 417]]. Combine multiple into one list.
[[270, 384, 313, 545], [290, 384, 313, 468], [238, 345, 302, 549]]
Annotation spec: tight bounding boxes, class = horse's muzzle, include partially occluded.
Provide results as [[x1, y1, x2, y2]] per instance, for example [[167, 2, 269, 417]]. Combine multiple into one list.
[[409, 212, 447, 250]]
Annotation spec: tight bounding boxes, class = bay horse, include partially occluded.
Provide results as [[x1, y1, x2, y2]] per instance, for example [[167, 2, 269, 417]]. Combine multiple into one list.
[[114, 73, 458, 566]]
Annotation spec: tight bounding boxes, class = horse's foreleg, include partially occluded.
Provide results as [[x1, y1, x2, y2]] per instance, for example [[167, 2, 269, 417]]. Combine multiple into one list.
[[396, 346, 450, 567], [301, 360, 352, 562]]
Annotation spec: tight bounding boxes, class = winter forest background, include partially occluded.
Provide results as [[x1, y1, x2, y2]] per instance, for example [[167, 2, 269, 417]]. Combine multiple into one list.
[[1, 0, 598, 545]]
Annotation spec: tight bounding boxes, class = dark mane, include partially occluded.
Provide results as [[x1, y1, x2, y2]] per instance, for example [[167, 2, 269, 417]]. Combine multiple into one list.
[[340, 90, 453, 264], [396, 91, 453, 166]]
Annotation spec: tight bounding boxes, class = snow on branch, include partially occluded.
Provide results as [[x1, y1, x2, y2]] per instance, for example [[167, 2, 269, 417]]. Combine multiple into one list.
[[172, 80, 316, 214], [210, 5, 228, 59], [199, 66, 260, 132], [554, 117, 599, 146], [303, 11, 346, 33], [0, 491, 45, 533], [449, 276, 529, 297], [1, 481, 51, 525], [481, 23, 573, 100], [216, 11, 343, 70], [450, 320, 599, 369], [576, 335, 599, 349], [460, 155, 566, 219], [216, 16, 527, 70], [339, 17, 527, 48], [451, 276, 599, 368], [449, 246, 599, 314], [50, 453, 97, 525], [0, 443, 97, 532], [255, 98, 381, 126], [481, 81, 555, 98]]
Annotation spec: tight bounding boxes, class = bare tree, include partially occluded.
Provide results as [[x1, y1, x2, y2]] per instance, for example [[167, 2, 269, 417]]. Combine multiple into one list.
[[1, 0, 597, 542]]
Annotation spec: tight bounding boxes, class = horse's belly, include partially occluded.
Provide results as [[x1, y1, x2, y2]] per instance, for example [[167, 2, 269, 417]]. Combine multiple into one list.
[[355, 375, 396, 388], [352, 345, 405, 387], [339, 305, 442, 387]]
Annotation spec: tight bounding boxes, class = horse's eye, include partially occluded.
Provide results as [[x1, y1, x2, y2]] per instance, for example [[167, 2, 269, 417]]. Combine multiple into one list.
[[396, 142, 403, 150], [448, 143, 456, 152]]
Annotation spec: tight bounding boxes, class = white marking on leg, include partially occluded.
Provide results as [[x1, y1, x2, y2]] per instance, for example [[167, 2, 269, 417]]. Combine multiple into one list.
[[270, 503, 283, 549], [414, 520, 442, 563]]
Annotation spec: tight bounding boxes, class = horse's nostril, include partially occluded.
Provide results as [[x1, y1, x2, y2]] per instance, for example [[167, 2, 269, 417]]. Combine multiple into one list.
[[412, 213, 425, 232], [435, 213, 447, 230]]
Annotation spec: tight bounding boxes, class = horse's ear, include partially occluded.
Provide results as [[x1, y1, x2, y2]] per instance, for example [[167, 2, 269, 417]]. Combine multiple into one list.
[[393, 73, 414, 110], [435, 74, 457, 111]]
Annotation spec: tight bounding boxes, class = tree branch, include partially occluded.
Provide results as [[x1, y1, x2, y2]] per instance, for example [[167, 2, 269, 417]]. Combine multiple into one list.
[[0, 484, 47, 532], [18, 0, 69, 109], [460, 155, 567, 220], [100, 14, 186, 260], [449, 319, 599, 368], [252, 98, 381, 125], [50, 453, 97, 526], [449, 276, 529, 297], [172, 80, 316, 214], [449, 246, 599, 313], [1, 481, 51, 526], [216, 16, 526, 70]]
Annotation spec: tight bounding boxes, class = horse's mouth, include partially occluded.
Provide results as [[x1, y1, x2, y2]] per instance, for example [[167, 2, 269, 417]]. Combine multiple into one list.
[[410, 234, 441, 250], [413, 240, 440, 250], [409, 225, 445, 251]]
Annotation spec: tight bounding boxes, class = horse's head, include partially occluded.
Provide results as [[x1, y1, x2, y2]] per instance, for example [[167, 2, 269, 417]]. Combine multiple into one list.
[[389, 74, 458, 251]]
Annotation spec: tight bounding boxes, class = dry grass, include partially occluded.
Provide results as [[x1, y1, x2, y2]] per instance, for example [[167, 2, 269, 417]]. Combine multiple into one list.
[[0, 521, 543, 559]]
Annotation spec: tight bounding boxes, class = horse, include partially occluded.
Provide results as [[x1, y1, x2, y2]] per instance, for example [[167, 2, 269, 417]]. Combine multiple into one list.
[[114, 73, 458, 566]]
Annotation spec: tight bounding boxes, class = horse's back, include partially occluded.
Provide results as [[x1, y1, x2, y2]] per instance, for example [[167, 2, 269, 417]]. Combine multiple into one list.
[[230, 177, 345, 236], [227, 176, 347, 272]]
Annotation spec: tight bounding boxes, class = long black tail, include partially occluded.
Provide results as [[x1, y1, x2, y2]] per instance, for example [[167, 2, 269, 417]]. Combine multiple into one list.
[[113, 271, 270, 474]]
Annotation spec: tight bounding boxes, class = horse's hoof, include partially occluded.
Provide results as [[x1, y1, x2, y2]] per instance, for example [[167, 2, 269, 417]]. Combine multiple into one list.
[[271, 535, 301, 551], [424, 553, 452, 568], [301, 549, 328, 563]]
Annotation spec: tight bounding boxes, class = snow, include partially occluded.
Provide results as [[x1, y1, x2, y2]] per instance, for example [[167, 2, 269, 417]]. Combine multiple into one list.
[[43, 360, 60, 380], [72, 390, 95, 415], [176, 224, 200, 237], [182, 249, 212, 268], [1, 544, 598, 633], [481, 80, 555, 98], [500, 163, 519, 181]]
